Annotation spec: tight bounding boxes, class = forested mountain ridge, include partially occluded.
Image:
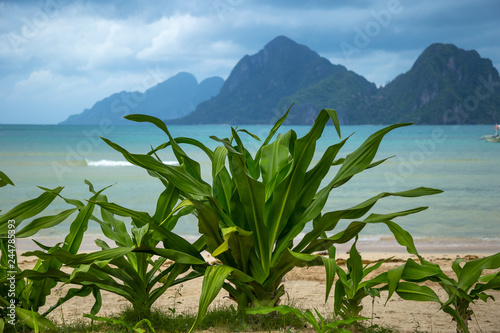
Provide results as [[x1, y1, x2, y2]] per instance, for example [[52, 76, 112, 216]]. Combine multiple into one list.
[[61, 36, 500, 125], [173, 37, 500, 125]]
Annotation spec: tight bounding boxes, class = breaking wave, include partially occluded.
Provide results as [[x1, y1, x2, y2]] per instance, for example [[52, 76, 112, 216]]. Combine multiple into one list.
[[85, 159, 178, 167]]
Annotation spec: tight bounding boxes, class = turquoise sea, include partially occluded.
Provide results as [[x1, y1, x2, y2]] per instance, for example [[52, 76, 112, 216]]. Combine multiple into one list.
[[1, 123, 499, 252]]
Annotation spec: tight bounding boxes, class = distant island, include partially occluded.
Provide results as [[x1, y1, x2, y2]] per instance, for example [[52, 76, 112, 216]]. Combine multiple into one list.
[[59, 72, 224, 125], [60, 36, 500, 125]]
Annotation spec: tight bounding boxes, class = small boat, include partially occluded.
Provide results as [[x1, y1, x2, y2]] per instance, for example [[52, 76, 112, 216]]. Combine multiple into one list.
[[486, 135, 500, 142], [482, 124, 500, 142]]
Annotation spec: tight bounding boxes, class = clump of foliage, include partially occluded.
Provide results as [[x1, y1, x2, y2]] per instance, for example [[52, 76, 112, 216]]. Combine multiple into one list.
[[103, 108, 441, 332], [0, 176, 106, 331], [2, 105, 498, 333], [24, 182, 205, 315], [398, 254, 500, 333], [247, 304, 365, 333]]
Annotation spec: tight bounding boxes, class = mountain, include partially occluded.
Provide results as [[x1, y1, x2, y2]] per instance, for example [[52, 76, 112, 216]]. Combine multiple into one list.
[[279, 69, 377, 125], [59, 72, 224, 125], [364, 43, 500, 124], [61, 37, 500, 126], [174, 38, 500, 125], [173, 36, 376, 125]]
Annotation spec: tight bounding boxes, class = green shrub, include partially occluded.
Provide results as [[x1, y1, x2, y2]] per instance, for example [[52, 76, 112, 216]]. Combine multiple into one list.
[[398, 253, 500, 333], [24, 182, 205, 315], [102, 109, 442, 332], [1, 176, 100, 331]]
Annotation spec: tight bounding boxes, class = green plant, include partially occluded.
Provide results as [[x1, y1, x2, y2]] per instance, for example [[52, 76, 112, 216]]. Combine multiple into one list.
[[330, 240, 391, 330], [167, 284, 183, 316], [102, 109, 442, 332], [262, 239, 433, 333], [247, 305, 365, 332], [23, 182, 206, 315], [398, 253, 500, 333], [0, 176, 102, 331]]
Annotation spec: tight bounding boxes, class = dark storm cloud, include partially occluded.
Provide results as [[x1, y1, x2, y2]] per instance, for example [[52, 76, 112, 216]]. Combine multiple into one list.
[[0, 0, 499, 123]]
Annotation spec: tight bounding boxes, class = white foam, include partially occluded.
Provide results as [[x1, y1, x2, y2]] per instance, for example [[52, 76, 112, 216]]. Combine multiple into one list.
[[85, 159, 178, 167]]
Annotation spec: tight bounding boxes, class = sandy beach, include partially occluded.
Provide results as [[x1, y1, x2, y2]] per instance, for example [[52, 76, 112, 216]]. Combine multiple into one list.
[[14, 237, 499, 333]]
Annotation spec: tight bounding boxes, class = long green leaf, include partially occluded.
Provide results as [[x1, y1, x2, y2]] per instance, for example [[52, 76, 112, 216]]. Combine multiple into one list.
[[321, 254, 337, 303], [332, 123, 412, 185], [401, 259, 443, 281], [194, 200, 225, 253], [125, 114, 204, 181], [0, 186, 63, 232], [386, 264, 405, 303], [102, 137, 211, 197], [94, 201, 151, 226], [62, 200, 94, 254], [458, 252, 500, 291], [212, 226, 252, 258], [212, 146, 228, 179], [266, 109, 339, 249], [254, 104, 292, 164], [99, 204, 134, 248], [212, 160, 233, 215], [189, 265, 234, 333], [149, 136, 214, 161], [0, 170, 14, 187], [42, 286, 92, 316], [260, 131, 294, 188], [134, 245, 205, 265], [295, 187, 441, 253], [153, 183, 179, 225], [90, 288, 102, 315], [348, 241, 363, 296], [295, 123, 416, 239], [473, 273, 500, 294], [396, 282, 441, 303], [24, 247, 133, 266], [15, 307, 57, 332], [16, 208, 77, 238], [222, 130, 269, 277], [384, 220, 421, 257], [334, 275, 346, 316]]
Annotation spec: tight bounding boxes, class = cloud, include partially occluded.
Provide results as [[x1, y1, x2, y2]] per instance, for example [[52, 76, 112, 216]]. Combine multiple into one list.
[[0, 69, 89, 124], [136, 14, 212, 60], [78, 22, 135, 71], [0, 0, 499, 124], [329, 49, 420, 86]]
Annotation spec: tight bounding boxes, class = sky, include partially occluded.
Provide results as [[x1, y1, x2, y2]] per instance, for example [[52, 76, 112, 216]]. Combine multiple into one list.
[[1, 0, 499, 124]]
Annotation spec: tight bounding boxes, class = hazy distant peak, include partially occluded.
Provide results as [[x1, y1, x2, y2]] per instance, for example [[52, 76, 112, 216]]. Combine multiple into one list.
[[59, 72, 224, 125]]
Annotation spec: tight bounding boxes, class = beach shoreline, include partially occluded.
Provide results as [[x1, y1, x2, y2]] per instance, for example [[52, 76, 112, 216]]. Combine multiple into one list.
[[15, 241, 500, 332], [16, 234, 500, 255]]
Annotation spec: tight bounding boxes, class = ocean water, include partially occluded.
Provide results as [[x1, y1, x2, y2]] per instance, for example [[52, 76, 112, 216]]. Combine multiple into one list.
[[1, 123, 499, 251]]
